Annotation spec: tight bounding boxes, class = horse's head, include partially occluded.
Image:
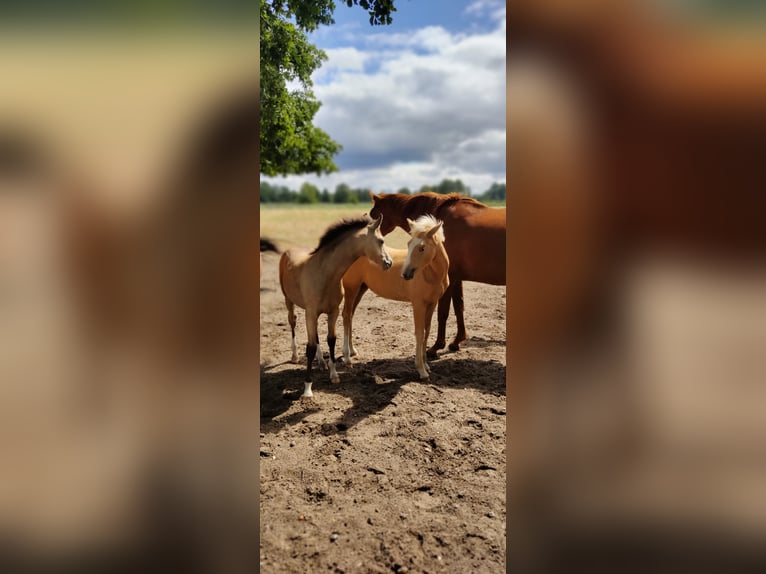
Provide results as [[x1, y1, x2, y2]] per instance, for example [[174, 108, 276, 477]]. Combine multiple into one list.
[[402, 215, 445, 281], [369, 192, 403, 235], [363, 215, 393, 270]]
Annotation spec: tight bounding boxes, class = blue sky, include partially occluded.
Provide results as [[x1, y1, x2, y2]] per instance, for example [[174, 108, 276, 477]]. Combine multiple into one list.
[[264, 0, 505, 195]]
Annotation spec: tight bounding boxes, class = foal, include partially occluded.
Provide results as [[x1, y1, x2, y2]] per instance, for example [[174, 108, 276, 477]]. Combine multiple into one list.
[[279, 216, 392, 398], [342, 215, 449, 380]]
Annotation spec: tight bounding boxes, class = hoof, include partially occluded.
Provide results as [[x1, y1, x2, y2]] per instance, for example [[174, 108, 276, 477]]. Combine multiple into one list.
[[290, 355, 300, 364], [330, 376, 340, 384], [419, 374, 430, 381], [300, 394, 314, 401], [448, 343, 461, 352]]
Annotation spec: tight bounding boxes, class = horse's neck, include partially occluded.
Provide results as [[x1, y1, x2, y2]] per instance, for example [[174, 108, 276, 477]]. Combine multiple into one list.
[[320, 233, 368, 285], [424, 242, 450, 283]]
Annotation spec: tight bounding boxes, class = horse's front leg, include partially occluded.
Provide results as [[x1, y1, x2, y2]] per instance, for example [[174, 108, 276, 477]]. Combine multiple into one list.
[[448, 279, 467, 351], [327, 307, 341, 384], [348, 284, 368, 360], [341, 287, 355, 367], [427, 285, 452, 358], [423, 301, 437, 374], [303, 311, 319, 398], [413, 303, 429, 380]]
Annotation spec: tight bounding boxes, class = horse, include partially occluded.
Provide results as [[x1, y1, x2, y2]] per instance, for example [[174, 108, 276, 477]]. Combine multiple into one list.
[[279, 215, 392, 398], [342, 215, 449, 380], [260, 238, 280, 279], [369, 191, 506, 357]]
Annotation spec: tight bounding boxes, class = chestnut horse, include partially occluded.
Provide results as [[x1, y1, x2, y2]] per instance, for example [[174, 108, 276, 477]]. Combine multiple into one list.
[[279, 216, 392, 398], [369, 192, 506, 357], [342, 215, 449, 380]]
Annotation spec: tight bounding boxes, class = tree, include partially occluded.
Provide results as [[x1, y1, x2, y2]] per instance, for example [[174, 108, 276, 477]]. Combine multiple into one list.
[[480, 182, 505, 201], [334, 182, 352, 203], [260, 0, 397, 176], [396, 187, 411, 195], [320, 188, 331, 203], [298, 182, 320, 204]]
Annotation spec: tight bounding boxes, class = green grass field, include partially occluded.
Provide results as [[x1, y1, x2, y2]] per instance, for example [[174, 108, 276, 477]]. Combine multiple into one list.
[[259, 200, 505, 252]]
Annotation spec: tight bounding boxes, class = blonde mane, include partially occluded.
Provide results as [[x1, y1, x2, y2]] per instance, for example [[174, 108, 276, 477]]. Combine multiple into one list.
[[409, 214, 445, 242]]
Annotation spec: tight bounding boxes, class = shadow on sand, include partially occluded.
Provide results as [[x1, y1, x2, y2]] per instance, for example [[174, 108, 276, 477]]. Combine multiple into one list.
[[260, 355, 505, 433]]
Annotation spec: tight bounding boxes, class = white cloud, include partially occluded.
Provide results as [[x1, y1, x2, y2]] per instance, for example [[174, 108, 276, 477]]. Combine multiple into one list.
[[266, 12, 506, 195]]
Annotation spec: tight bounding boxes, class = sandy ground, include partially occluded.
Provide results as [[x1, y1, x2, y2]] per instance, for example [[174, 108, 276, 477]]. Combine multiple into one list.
[[259, 240, 506, 573]]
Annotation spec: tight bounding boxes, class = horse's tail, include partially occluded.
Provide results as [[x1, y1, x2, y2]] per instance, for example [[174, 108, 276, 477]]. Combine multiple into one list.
[[260, 238, 280, 254]]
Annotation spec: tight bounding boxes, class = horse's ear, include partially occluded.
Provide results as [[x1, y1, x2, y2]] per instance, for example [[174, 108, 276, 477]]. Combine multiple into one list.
[[427, 221, 443, 238], [406, 218, 415, 230], [369, 191, 378, 203]]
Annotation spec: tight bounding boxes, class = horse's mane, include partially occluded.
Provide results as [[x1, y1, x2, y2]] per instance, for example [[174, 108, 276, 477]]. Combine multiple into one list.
[[311, 215, 371, 254], [409, 214, 445, 242]]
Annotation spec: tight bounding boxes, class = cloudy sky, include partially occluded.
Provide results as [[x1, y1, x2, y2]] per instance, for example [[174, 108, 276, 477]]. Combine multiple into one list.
[[263, 0, 506, 195]]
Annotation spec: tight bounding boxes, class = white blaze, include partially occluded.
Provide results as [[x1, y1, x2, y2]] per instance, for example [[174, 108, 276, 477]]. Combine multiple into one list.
[[402, 237, 422, 277]]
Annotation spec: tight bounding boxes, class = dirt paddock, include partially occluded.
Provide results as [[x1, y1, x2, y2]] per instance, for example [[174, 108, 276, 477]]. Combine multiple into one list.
[[259, 206, 506, 573]]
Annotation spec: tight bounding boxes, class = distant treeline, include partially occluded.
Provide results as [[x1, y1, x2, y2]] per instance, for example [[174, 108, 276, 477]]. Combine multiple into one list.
[[260, 179, 505, 204]]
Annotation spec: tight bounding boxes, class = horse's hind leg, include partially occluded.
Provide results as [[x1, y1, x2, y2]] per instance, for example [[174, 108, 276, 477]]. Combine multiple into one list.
[[448, 279, 467, 351], [286, 299, 299, 363], [427, 286, 452, 358], [315, 332, 327, 370], [327, 307, 341, 384]]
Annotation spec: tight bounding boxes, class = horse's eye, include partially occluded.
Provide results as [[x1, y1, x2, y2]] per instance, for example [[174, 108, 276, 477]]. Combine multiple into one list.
[[378, 238, 384, 245], [419, 245, 425, 252]]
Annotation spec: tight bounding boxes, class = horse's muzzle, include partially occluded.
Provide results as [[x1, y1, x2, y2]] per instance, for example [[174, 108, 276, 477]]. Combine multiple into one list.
[[382, 257, 393, 270], [402, 268, 415, 281]]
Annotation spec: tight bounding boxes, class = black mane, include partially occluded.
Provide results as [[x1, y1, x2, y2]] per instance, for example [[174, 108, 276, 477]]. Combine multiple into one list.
[[311, 216, 371, 254]]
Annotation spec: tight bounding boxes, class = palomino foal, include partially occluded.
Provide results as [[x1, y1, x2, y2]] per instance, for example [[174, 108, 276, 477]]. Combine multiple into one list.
[[279, 216, 392, 398], [342, 215, 449, 380]]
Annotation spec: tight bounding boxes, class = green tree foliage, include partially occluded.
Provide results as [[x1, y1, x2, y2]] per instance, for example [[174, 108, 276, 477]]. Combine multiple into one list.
[[396, 187, 411, 195], [418, 178, 471, 195], [298, 182, 320, 203], [479, 182, 505, 201], [260, 179, 506, 204], [333, 182, 351, 203], [260, 0, 396, 176]]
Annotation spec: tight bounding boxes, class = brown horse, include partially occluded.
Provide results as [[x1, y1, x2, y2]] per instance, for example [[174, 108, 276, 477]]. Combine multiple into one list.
[[369, 191, 506, 357], [342, 215, 449, 379], [279, 215, 392, 398]]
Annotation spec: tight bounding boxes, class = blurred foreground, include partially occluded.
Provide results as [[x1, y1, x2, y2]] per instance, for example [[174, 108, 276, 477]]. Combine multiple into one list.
[[508, 1, 766, 572], [0, 26, 258, 574]]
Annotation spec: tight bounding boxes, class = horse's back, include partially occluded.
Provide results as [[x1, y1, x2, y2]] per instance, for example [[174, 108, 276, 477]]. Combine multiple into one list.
[[346, 249, 413, 303]]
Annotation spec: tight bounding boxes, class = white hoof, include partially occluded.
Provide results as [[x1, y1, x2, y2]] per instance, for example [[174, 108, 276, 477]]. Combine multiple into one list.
[[290, 355, 300, 364]]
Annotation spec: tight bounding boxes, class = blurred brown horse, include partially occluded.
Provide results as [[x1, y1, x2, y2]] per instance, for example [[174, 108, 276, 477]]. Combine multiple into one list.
[[370, 191, 506, 357]]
